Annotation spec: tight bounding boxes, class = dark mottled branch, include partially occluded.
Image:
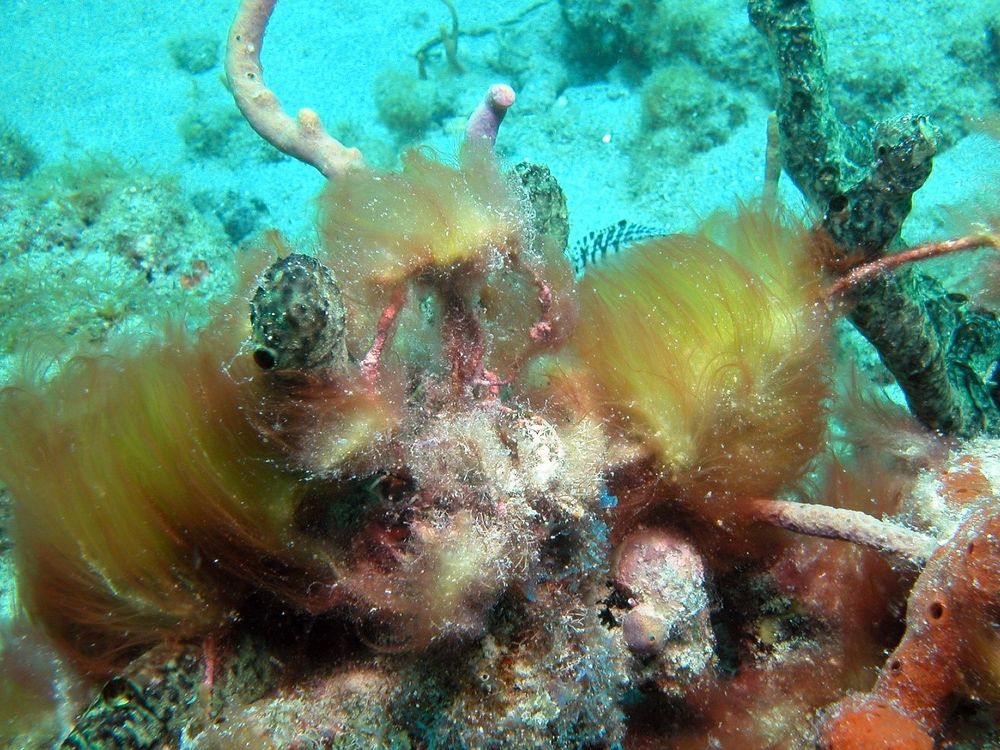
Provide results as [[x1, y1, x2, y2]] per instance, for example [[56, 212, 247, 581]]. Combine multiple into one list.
[[749, 0, 1000, 436]]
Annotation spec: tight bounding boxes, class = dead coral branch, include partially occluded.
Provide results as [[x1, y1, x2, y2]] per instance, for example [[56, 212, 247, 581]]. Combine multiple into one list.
[[414, 0, 553, 79], [748, 498, 937, 568]]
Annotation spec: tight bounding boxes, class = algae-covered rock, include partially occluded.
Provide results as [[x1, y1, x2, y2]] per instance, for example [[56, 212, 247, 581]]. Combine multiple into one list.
[[559, 0, 659, 73], [635, 61, 747, 166], [0, 119, 39, 181], [373, 69, 454, 138], [168, 33, 220, 74], [511, 161, 570, 255], [250, 253, 348, 372], [640, 61, 746, 139], [0, 155, 235, 380]]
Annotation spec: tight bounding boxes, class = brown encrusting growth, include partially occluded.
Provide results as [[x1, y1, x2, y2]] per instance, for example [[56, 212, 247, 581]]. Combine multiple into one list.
[[0, 312, 339, 674]]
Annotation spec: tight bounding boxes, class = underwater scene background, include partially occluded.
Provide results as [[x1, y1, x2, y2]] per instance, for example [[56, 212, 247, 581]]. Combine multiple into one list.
[[1, 0, 1000, 747]]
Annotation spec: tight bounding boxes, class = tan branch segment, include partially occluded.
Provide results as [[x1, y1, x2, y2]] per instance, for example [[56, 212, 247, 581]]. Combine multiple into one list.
[[749, 498, 938, 567]]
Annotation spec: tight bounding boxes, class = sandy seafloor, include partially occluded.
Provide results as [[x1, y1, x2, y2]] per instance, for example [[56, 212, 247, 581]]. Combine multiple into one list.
[[0, 0, 1000, 743]]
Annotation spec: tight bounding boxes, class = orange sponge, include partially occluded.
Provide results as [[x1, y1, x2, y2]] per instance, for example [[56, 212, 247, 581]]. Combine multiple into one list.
[[821, 502, 1000, 747], [823, 701, 933, 750]]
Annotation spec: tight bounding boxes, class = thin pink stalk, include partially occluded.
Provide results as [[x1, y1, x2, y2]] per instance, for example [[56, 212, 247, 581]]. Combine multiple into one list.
[[441, 286, 487, 395], [825, 234, 998, 298], [483, 258, 561, 391], [201, 633, 219, 709], [361, 288, 407, 386], [528, 271, 554, 343]]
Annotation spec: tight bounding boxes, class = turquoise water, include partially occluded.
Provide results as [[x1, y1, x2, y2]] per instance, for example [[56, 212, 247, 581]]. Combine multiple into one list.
[[3, 0, 996, 243], [1, 0, 1000, 747]]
